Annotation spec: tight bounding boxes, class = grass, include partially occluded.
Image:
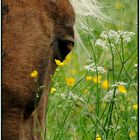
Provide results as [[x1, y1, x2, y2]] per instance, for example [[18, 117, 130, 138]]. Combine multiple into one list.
[[45, 0, 138, 140]]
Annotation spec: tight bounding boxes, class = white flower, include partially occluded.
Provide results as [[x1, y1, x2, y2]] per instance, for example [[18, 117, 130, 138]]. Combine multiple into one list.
[[95, 39, 109, 50], [61, 93, 66, 99], [118, 30, 135, 44], [60, 92, 84, 102], [83, 65, 91, 71], [98, 30, 135, 46], [112, 81, 127, 87], [100, 31, 108, 39], [83, 63, 106, 73], [97, 66, 107, 73], [86, 58, 93, 63], [100, 30, 118, 39]]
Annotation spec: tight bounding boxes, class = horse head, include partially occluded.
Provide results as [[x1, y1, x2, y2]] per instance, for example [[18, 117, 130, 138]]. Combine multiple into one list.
[[2, 0, 75, 139]]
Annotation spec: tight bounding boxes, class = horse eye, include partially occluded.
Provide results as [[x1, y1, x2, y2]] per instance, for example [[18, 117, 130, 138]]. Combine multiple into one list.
[[53, 36, 74, 61]]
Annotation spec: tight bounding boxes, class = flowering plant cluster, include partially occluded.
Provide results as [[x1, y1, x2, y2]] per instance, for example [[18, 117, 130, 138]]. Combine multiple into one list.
[[95, 30, 135, 50]]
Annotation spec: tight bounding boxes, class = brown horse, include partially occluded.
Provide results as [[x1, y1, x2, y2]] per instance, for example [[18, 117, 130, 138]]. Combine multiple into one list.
[[2, 0, 75, 139]]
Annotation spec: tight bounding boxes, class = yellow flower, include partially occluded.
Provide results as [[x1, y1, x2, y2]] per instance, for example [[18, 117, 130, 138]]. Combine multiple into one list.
[[50, 87, 56, 94], [66, 77, 76, 87], [133, 104, 138, 110], [55, 59, 65, 67], [118, 85, 127, 93], [31, 70, 38, 78], [96, 134, 102, 140], [101, 80, 109, 89], [63, 54, 72, 64], [93, 75, 102, 83], [129, 130, 135, 138], [86, 76, 92, 81]]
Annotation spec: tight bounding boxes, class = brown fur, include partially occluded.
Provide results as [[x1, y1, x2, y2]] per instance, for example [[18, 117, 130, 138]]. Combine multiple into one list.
[[2, 0, 75, 139]]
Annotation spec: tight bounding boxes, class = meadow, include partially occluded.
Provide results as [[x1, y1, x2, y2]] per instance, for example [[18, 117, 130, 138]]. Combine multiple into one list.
[[46, 0, 138, 139]]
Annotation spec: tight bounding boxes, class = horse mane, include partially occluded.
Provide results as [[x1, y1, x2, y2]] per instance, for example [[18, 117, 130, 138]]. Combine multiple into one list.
[[69, 0, 115, 60]]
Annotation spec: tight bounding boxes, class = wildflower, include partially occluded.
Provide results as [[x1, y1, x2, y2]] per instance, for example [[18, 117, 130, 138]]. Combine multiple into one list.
[[83, 63, 106, 73], [118, 85, 127, 93], [96, 134, 102, 140], [31, 70, 38, 78], [86, 76, 92, 81], [83, 65, 91, 71], [60, 93, 66, 99], [63, 54, 72, 64], [99, 30, 135, 46], [129, 130, 135, 138], [50, 87, 56, 94], [93, 75, 102, 83], [70, 93, 78, 101], [112, 81, 127, 88], [95, 39, 109, 50], [66, 77, 76, 86], [133, 104, 138, 110], [65, 54, 71, 61], [55, 59, 65, 67], [61, 91, 84, 102], [86, 58, 92, 63], [101, 80, 109, 89], [118, 30, 135, 44]]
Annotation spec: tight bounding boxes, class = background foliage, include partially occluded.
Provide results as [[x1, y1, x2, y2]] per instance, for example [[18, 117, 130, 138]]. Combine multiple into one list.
[[46, 0, 138, 140]]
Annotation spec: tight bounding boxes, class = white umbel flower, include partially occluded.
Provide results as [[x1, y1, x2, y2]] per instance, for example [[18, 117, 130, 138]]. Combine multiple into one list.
[[83, 63, 106, 73], [95, 39, 109, 50], [112, 81, 127, 87]]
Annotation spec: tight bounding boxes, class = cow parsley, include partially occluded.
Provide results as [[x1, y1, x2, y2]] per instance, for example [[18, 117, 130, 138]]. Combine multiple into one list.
[[95, 30, 135, 50], [83, 63, 106, 73], [60, 92, 84, 102]]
